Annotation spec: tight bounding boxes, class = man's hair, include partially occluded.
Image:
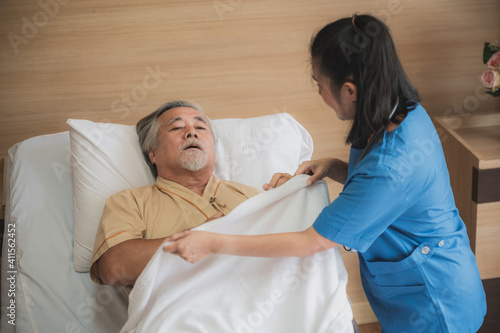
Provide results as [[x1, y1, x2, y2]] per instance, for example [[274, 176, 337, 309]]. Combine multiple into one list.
[[136, 100, 216, 178], [310, 14, 421, 145]]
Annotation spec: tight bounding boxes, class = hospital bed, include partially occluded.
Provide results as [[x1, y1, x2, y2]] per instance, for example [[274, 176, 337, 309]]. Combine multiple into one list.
[[1, 113, 356, 332]]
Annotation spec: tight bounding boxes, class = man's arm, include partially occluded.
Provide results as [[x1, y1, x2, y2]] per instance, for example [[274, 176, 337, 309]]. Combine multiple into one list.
[[97, 212, 224, 286], [97, 238, 164, 286]]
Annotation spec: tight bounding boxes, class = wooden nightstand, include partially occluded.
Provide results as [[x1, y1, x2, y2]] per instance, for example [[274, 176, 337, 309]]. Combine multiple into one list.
[[433, 113, 500, 280]]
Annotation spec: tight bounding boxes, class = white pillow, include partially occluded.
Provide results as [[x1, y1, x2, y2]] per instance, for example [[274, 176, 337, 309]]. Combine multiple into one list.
[[68, 113, 313, 272]]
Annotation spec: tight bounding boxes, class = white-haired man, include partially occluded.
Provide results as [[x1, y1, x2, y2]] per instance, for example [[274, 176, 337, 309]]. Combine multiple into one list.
[[90, 100, 260, 293]]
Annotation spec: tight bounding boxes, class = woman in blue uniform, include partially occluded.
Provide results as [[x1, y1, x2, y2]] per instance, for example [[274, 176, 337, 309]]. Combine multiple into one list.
[[164, 14, 487, 332]]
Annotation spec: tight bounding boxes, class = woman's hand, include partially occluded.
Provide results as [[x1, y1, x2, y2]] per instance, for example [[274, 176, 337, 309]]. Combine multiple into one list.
[[295, 158, 346, 186], [263, 173, 293, 191], [163, 230, 215, 264], [163, 212, 224, 263]]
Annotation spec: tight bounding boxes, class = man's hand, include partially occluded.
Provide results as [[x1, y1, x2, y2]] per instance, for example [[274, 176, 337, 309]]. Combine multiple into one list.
[[263, 172, 293, 191]]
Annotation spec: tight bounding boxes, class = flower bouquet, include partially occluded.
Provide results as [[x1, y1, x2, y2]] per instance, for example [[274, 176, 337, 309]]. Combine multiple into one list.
[[481, 41, 500, 97]]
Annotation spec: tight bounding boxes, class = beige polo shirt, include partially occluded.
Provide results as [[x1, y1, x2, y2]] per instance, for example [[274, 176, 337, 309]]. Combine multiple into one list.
[[90, 175, 261, 288]]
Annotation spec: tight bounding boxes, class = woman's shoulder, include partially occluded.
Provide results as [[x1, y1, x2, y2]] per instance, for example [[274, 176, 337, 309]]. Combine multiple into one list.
[[387, 104, 439, 146], [353, 104, 441, 177], [402, 103, 433, 129], [380, 107, 444, 179]]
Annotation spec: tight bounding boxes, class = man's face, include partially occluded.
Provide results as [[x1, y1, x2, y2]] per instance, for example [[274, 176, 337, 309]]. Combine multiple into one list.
[[149, 107, 216, 178]]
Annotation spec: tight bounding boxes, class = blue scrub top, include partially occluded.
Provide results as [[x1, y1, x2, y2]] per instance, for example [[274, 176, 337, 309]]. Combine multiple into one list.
[[313, 105, 486, 332]]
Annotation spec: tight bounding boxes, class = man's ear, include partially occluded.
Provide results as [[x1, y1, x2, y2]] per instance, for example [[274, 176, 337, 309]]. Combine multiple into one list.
[[342, 82, 357, 102], [148, 150, 156, 165]]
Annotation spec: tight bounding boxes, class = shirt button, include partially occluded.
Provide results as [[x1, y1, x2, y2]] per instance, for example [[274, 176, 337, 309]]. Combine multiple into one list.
[[438, 240, 445, 247], [422, 246, 430, 255]]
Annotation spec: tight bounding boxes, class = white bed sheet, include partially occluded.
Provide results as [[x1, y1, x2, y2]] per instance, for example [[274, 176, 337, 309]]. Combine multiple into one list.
[[123, 176, 353, 332], [1, 132, 128, 333]]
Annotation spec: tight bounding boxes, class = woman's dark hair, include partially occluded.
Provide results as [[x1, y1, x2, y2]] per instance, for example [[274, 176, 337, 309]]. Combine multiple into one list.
[[310, 14, 421, 144]]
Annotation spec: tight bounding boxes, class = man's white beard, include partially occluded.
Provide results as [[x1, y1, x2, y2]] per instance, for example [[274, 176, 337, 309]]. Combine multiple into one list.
[[178, 149, 208, 171], [178, 138, 208, 171]]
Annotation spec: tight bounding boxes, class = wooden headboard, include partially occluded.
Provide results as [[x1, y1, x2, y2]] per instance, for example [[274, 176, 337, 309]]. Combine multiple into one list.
[[1, 0, 499, 325]]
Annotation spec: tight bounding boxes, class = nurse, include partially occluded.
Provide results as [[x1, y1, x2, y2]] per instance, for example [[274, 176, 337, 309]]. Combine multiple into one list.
[[164, 14, 487, 332]]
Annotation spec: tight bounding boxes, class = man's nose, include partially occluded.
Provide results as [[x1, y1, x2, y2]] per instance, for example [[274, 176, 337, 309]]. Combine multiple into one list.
[[185, 126, 198, 139]]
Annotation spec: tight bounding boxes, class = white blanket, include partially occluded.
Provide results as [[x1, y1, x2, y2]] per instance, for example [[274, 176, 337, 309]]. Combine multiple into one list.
[[121, 175, 353, 333]]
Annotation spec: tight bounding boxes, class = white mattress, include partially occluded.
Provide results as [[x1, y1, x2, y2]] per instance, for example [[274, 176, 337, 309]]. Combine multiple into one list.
[[1, 132, 128, 333]]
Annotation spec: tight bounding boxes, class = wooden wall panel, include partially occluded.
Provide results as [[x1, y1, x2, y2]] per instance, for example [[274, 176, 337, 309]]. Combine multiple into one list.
[[476, 201, 500, 279], [1, 0, 500, 325], [0, 0, 349, 160], [1, 0, 500, 158]]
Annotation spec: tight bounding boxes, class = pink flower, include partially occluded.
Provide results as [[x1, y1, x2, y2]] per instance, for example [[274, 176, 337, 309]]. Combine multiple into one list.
[[481, 67, 500, 92], [486, 51, 500, 67]]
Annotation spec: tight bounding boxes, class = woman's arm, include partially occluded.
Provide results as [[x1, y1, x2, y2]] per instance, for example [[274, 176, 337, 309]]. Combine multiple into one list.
[[295, 158, 348, 185], [163, 226, 338, 263], [263, 158, 348, 191]]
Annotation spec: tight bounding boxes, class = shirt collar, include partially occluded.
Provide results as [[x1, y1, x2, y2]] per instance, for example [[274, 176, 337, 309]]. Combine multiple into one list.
[[155, 174, 221, 199]]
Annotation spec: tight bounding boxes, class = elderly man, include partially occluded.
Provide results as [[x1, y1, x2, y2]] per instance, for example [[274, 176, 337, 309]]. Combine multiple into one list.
[[90, 100, 260, 293]]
